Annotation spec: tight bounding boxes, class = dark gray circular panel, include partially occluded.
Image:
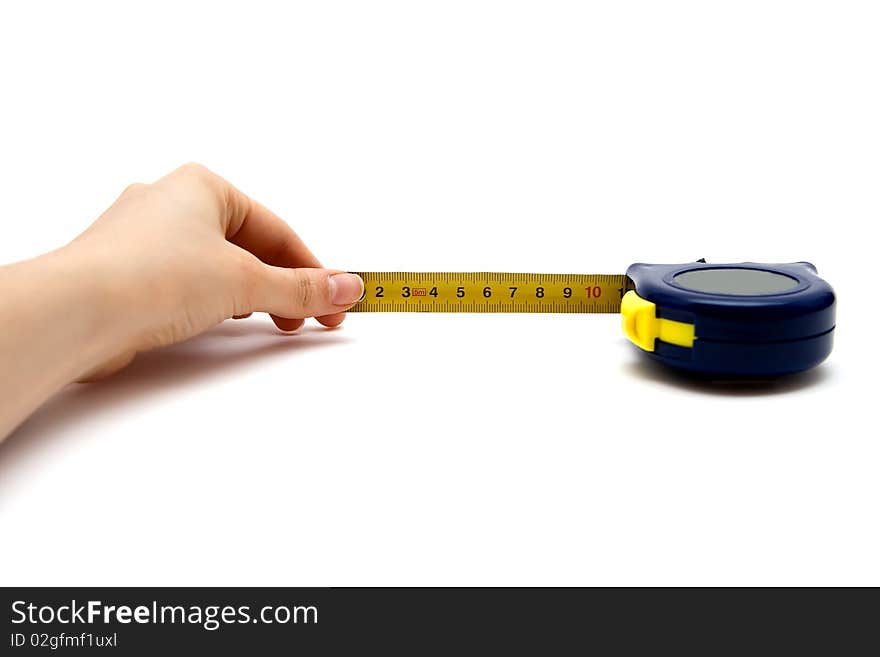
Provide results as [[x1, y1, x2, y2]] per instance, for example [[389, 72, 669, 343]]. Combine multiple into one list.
[[673, 268, 799, 295]]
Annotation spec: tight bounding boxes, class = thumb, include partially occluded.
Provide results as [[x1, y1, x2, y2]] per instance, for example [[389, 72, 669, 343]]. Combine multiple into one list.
[[250, 266, 364, 319]]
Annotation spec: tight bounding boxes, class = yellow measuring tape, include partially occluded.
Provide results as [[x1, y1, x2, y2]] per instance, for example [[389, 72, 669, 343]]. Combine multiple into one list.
[[349, 272, 632, 313]]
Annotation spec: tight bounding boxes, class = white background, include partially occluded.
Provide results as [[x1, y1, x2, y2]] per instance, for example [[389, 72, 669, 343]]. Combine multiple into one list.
[[1, 1, 877, 585]]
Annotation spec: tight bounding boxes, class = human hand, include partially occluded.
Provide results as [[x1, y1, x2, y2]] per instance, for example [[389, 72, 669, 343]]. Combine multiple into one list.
[[0, 163, 363, 438], [66, 163, 363, 379]]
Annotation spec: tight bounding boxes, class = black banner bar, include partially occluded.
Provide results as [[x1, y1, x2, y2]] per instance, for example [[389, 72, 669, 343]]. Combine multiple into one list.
[[1, 587, 875, 654]]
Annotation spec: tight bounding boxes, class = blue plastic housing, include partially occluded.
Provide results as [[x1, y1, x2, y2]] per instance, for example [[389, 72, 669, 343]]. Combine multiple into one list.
[[625, 261, 836, 377]]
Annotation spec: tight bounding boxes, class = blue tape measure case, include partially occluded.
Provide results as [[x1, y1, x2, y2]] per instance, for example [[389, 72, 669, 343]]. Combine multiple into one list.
[[621, 261, 835, 377]]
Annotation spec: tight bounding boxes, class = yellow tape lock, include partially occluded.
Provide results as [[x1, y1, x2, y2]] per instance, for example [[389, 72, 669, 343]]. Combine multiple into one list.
[[620, 290, 695, 352]]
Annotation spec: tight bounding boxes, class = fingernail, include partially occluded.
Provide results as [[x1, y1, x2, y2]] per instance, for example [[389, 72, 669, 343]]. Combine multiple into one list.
[[329, 273, 364, 305]]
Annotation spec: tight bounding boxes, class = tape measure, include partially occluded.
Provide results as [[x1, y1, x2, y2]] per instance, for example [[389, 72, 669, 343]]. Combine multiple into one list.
[[348, 272, 630, 313], [349, 261, 836, 378]]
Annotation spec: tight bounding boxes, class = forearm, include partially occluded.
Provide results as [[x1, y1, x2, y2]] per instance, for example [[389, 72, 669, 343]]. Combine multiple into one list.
[[0, 247, 126, 440]]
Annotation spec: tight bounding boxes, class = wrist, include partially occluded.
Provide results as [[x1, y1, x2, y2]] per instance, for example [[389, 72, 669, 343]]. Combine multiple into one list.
[[37, 245, 134, 381], [0, 246, 135, 438]]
